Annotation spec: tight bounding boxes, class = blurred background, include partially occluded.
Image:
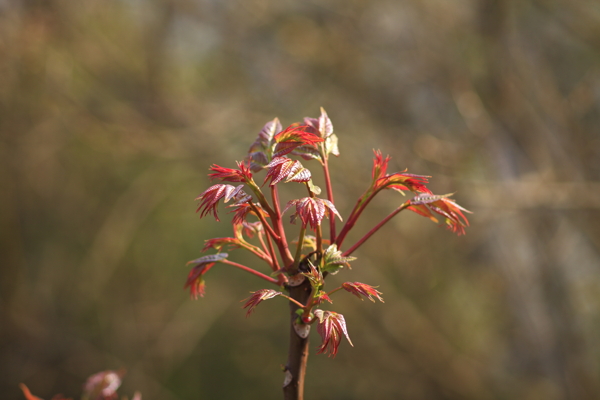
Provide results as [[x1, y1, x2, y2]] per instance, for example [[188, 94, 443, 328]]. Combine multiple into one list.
[[1, 0, 600, 399]]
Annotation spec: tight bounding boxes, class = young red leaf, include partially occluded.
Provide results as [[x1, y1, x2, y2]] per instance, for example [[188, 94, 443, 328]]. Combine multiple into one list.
[[283, 197, 342, 231], [313, 290, 333, 305], [184, 253, 227, 299], [304, 107, 333, 139], [371, 150, 432, 194], [202, 237, 240, 253], [314, 309, 353, 357], [250, 117, 282, 153], [195, 184, 250, 221], [273, 124, 324, 157], [235, 220, 264, 239], [409, 193, 471, 235], [247, 118, 282, 171], [208, 161, 253, 183], [372, 149, 390, 180], [264, 157, 312, 186], [342, 282, 384, 303], [242, 289, 283, 317]]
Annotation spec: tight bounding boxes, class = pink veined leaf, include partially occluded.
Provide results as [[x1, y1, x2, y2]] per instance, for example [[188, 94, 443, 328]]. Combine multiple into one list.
[[249, 117, 281, 153], [247, 151, 270, 172], [273, 142, 302, 158], [318, 107, 334, 138], [247, 118, 282, 171], [264, 157, 312, 186], [301, 108, 339, 158], [291, 144, 322, 161], [229, 201, 267, 225], [283, 197, 342, 231], [303, 107, 333, 139], [408, 194, 471, 235], [313, 309, 353, 357], [257, 117, 282, 143], [242, 289, 283, 317], [342, 282, 384, 303], [195, 184, 249, 221]]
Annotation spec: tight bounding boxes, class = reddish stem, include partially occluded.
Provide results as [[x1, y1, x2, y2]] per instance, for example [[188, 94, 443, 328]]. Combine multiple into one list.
[[271, 185, 294, 266], [251, 203, 281, 242], [342, 202, 409, 257], [322, 160, 336, 243], [221, 259, 278, 285], [335, 189, 378, 248]]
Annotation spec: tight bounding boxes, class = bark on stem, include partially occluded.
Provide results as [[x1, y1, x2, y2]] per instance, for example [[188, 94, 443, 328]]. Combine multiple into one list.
[[283, 279, 312, 400]]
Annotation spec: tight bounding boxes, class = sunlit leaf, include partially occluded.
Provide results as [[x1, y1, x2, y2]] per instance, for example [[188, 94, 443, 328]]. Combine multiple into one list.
[[242, 289, 283, 317], [314, 309, 353, 357]]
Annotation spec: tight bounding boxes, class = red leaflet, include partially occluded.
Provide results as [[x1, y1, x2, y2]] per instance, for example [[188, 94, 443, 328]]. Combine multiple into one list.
[[371, 150, 432, 194], [202, 237, 240, 253], [184, 254, 227, 299], [195, 184, 250, 221], [242, 289, 282, 317], [313, 291, 333, 305], [283, 197, 342, 231], [382, 172, 431, 194], [236, 220, 264, 239], [342, 282, 384, 303], [372, 150, 391, 180], [314, 310, 353, 357], [208, 161, 253, 183], [303, 107, 334, 139], [273, 124, 324, 157], [263, 157, 312, 186], [408, 193, 471, 235]]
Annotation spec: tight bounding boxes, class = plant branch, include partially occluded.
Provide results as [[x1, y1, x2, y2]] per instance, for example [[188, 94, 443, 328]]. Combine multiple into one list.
[[221, 259, 279, 285], [342, 201, 410, 257], [250, 202, 281, 242], [321, 157, 337, 243], [271, 185, 295, 266], [283, 279, 312, 400], [292, 223, 307, 273], [334, 188, 381, 248]]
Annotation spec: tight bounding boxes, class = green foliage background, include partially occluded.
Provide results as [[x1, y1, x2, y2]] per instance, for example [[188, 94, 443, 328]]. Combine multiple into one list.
[[2, 1, 600, 399]]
